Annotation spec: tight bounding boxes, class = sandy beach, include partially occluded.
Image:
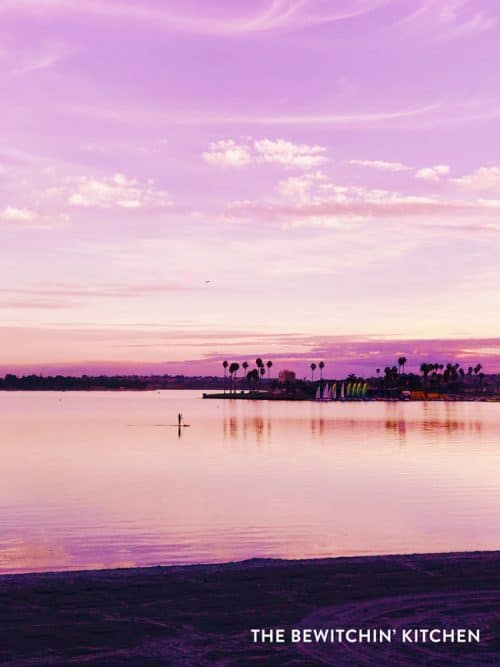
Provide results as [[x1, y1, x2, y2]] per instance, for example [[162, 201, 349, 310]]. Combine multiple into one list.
[[1, 550, 499, 666]]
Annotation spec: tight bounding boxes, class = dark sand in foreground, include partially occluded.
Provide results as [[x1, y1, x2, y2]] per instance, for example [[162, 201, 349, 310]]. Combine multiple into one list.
[[1, 551, 499, 666]]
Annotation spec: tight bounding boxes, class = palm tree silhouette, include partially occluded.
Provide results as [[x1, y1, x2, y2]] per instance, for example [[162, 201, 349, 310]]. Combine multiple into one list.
[[250, 368, 259, 388], [266, 360, 273, 379], [398, 356, 407, 374], [310, 362, 317, 382], [229, 362, 239, 394], [242, 361, 249, 390], [318, 361, 325, 381], [420, 362, 432, 389], [222, 360, 228, 393]]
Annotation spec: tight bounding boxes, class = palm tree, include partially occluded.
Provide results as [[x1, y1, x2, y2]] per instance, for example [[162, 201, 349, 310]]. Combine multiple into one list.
[[242, 361, 249, 390], [420, 362, 432, 389], [229, 362, 239, 394], [266, 360, 273, 379], [310, 362, 317, 382], [260, 366, 266, 383], [398, 356, 407, 374], [376, 368, 380, 377], [318, 361, 325, 381], [256, 358, 264, 371], [222, 360, 228, 394], [247, 368, 259, 390]]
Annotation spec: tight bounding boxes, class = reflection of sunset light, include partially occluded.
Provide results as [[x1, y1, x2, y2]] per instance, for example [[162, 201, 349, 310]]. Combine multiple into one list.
[[1, 392, 499, 574]]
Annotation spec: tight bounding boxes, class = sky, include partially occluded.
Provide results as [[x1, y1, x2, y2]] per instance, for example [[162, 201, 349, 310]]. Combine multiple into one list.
[[1, 0, 499, 377]]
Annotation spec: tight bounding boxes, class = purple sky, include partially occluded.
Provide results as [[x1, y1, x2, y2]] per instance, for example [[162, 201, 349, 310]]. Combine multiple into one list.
[[1, 0, 499, 376]]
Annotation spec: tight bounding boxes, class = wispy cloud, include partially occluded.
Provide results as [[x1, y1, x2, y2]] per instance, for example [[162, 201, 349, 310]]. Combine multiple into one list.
[[1, 299, 75, 310], [0, 0, 392, 35], [0, 41, 69, 80], [213, 103, 442, 126], [349, 159, 411, 172], [0, 281, 203, 300], [401, 0, 497, 41]]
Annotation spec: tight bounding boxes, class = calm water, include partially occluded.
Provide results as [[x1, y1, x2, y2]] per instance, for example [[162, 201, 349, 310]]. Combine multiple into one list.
[[0, 391, 499, 574]]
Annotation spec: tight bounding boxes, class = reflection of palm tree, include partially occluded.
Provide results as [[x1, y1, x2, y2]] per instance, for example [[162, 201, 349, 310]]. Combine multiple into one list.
[[266, 360, 273, 379], [319, 361, 325, 381], [310, 363, 317, 381]]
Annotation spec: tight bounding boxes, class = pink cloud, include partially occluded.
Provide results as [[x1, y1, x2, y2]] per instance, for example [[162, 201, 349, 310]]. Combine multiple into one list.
[[415, 164, 450, 182], [1, 327, 498, 377], [0, 206, 36, 222], [452, 165, 500, 192], [203, 138, 327, 169]]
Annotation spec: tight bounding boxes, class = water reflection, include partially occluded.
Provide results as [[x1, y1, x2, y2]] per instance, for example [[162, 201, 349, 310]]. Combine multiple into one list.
[[0, 392, 498, 574], [221, 406, 483, 443], [223, 415, 272, 442]]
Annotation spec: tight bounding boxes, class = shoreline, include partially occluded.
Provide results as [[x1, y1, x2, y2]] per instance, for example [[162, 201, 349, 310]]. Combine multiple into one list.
[[203, 392, 499, 402], [2, 550, 499, 665]]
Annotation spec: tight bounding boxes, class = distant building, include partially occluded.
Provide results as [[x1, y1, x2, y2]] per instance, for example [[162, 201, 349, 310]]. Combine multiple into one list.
[[278, 369, 296, 384]]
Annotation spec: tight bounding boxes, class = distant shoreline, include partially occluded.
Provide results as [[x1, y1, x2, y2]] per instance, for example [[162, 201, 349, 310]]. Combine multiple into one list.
[[1, 550, 499, 665], [0, 387, 498, 401], [1, 371, 498, 400]]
